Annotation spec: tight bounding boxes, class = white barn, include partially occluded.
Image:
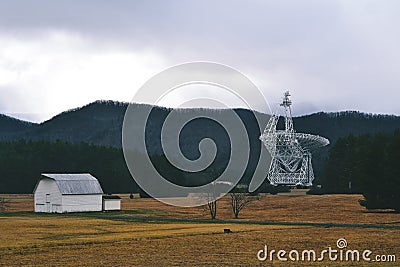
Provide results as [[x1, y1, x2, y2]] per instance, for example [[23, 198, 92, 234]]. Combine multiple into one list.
[[34, 173, 104, 213]]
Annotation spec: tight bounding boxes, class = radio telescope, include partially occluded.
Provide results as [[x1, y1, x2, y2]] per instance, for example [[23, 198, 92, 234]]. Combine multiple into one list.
[[259, 91, 329, 186]]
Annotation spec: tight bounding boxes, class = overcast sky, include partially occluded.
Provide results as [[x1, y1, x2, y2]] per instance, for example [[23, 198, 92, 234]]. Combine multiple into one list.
[[0, 0, 399, 122]]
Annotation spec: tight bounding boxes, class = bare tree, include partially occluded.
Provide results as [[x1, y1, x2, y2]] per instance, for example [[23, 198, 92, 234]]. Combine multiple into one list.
[[202, 189, 218, 220], [206, 198, 217, 220], [202, 181, 228, 220], [229, 193, 260, 219]]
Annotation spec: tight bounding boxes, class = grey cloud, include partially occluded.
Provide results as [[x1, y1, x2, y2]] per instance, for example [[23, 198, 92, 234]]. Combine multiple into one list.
[[0, 0, 399, 119]]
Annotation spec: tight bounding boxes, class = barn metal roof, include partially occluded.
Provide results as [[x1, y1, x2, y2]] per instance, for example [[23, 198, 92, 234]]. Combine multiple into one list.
[[41, 173, 104, 195]]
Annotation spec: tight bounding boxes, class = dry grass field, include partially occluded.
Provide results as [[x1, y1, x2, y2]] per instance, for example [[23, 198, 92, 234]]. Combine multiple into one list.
[[121, 193, 400, 225], [0, 193, 399, 266]]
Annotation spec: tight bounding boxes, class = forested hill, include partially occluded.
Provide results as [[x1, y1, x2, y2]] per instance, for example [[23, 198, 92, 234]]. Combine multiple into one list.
[[0, 114, 36, 140], [292, 111, 400, 143], [1, 101, 400, 193], [1, 100, 399, 148], [0, 101, 127, 146]]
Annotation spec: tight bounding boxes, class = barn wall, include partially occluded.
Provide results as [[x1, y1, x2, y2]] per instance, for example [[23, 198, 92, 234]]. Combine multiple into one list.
[[34, 179, 62, 213], [62, 194, 102, 212], [103, 199, 121, 211]]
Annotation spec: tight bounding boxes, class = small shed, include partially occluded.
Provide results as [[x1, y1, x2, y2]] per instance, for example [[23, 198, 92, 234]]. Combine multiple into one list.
[[102, 195, 121, 211], [33, 173, 103, 213]]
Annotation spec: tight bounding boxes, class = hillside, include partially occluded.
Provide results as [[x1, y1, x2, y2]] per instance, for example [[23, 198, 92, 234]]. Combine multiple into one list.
[[2, 101, 399, 148], [0, 101, 399, 189], [0, 114, 36, 140], [1, 101, 127, 146]]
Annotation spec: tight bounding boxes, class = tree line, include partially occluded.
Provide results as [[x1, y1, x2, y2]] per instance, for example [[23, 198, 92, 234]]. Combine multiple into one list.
[[0, 140, 289, 197], [0, 140, 138, 194], [314, 129, 400, 211]]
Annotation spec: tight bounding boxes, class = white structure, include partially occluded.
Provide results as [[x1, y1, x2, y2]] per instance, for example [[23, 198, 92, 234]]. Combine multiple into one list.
[[102, 195, 121, 211], [260, 91, 329, 186], [34, 173, 103, 213]]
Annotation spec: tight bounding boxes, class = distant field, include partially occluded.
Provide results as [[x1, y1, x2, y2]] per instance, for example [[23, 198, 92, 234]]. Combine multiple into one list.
[[0, 193, 399, 266], [121, 193, 400, 226]]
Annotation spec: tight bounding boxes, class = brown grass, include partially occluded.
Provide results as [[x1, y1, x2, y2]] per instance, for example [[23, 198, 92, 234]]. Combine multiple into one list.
[[0, 215, 399, 266], [0, 193, 399, 266], [120, 193, 400, 226]]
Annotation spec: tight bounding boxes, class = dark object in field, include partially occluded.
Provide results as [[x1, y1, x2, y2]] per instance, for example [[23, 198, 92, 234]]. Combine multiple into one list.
[[224, 228, 232, 233]]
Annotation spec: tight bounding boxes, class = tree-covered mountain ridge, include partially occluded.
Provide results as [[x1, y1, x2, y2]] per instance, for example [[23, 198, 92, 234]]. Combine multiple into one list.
[[1, 100, 400, 194], [1, 100, 400, 148]]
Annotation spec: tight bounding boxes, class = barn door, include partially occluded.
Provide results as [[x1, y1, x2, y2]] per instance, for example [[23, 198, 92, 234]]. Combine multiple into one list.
[[46, 194, 51, 212]]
